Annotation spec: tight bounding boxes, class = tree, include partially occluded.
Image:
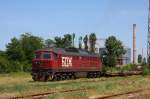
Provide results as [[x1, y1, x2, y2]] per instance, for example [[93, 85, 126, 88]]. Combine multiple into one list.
[[147, 57, 150, 67], [79, 36, 82, 49], [142, 57, 147, 66], [54, 36, 64, 48], [72, 33, 75, 47], [0, 56, 10, 73], [55, 34, 72, 48], [103, 36, 125, 67], [89, 33, 97, 53], [6, 37, 24, 61], [63, 34, 72, 48], [3, 33, 45, 73], [138, 54, 142, 64], [20, 33, 44, 63], [83, 35, 88, 51], [45, 39, 55, 48]]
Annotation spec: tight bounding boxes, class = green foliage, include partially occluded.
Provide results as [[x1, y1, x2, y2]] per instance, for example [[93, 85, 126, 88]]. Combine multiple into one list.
[[103, 36, 125, 67], [0, 56, 31, 73], [83, 35, 88, 50], [138, 54, 142, 64], [54, 34, 73, 48], [72, 33, 75, 47], [6, 38, 24, 61], [1, 33, 76, 73], [1, 33, 44, 73], [89, 33, 96, 53], [142, 64, 150, 75], [147, 56, 150, 67], [45, 39, 55, 48], [63, 34, 72, 47], [9, 61, 23, 72], [79, 36, 82, 49], [103, 64, 137, 73], [21, 33, 44, 63], [142, 57, 147, 66], [54, 36, 64, 48], [0, 56, 11, 73]]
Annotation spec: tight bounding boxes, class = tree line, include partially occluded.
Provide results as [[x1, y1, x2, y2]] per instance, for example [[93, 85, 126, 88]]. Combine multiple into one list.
[[0, 32, 126, 73]]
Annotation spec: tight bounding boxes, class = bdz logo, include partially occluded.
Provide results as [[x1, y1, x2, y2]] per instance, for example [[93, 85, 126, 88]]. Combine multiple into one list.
[[62, 57, 72, 67]]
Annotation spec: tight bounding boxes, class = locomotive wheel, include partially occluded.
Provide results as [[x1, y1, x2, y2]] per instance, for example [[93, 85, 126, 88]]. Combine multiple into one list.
[[61, 75, 66, 80], [87, 73, 92, 78], [94, 73, 97, 78], [39, 75, 46, 81], [66, 75, 70, 80], [71, 74, 76, 79], [45, 75, 50, 81], [70, 75, 74, 79], [32, 75, 38, 81], [59, 75, 63, 80], [52, 75, 57, 81], [53, 74, 60, 81], [57, 75, 61, 81]]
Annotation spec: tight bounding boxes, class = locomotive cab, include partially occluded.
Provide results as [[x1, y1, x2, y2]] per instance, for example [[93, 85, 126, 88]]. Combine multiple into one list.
[[32, 51, 52, 70], [32, 50, 59, 81]]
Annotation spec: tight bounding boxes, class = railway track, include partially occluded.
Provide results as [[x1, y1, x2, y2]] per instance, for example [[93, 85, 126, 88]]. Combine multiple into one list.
[[12, 71, 143, 99], [13, 88, 90, 99], [90, 88, 150, 99]]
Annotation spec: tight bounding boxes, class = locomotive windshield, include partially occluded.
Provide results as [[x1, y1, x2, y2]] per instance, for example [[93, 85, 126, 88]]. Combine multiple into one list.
[[43, 53, 51, 59], [35, 53, 41, 59], [35, 52, 51, 59]]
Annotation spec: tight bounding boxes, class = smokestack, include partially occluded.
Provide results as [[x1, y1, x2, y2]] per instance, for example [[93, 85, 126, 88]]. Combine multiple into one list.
[[133, 24, 136, 64]]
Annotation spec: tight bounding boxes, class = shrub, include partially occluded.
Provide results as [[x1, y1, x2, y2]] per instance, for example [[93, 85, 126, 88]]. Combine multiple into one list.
[[0, 56, 11, 73], [9, 61, 24, 72], [102, 64, 138, 73], [22, 61, 31, 72]]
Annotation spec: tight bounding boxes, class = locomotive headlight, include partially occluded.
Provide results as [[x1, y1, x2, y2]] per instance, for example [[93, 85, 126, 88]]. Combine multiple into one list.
[[35, 61, 40, 65]]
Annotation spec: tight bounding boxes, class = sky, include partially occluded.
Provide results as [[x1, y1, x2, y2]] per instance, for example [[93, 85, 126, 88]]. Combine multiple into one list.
[[0, 0, 148, 58]]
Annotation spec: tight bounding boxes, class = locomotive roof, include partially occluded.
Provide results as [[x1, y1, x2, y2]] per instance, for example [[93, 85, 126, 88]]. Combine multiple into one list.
[[36, 48, 99, 57]]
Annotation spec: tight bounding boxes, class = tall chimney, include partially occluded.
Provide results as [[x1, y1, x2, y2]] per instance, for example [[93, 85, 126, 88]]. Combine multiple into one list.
[[133, 24, 136, 64]]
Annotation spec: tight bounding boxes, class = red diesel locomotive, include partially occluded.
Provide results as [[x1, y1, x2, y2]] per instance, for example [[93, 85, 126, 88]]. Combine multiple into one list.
[[32, 48, 102, 81]]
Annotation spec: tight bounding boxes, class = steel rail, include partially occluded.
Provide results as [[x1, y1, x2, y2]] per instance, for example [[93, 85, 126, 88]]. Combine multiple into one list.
[[90, 88, 150, 99], [12, 71, 142, 99]]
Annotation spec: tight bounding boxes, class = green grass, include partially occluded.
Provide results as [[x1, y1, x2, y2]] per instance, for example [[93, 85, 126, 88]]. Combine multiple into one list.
[[103, 64, 138, 73], [1, 72, 150, 98]]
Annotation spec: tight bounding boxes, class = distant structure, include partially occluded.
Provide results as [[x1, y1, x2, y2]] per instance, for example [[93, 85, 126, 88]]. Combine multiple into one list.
[[95, 38, 105, 53], [96, 38, 131, 66], [117, 47, 131, 66], [99, 47, 131, 66], [133, 24, 136, 64], [147, 0, 150, 63]]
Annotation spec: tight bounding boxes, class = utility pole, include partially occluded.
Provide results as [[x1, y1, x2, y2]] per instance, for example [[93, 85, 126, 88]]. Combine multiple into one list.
[[147, 0, 150, 65]]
